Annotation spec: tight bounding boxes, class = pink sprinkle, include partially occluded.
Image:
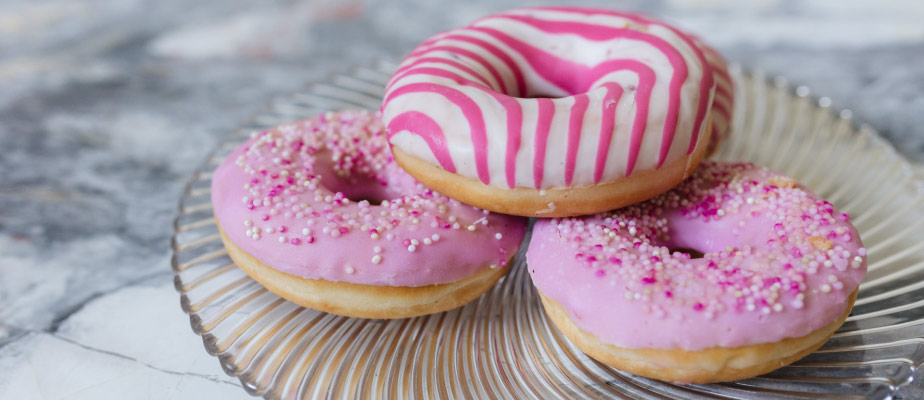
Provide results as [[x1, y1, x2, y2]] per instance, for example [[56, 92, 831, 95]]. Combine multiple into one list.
[[608, 257, 621, 265], [403, 239, 411, 247], [839, 213, 850, 221], [278, 226, 287, 233], [641, 277, 657, 284], [650, 256, 660, 262], [858, 248, 867, 256], [261, 215, 270, 221], [339, 227, 349, 234], [783, 263, 793, 270], [306, 236, 315, 243], [289, 238, 301, 245], [693, 303, 704, 311], [664, 291, 673, 298], [595, 270, 605, 278], [585, 255, 597, 263]]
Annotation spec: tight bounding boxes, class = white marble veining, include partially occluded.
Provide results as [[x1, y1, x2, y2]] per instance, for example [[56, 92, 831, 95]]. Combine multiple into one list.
[[1, 0, 922, 398]]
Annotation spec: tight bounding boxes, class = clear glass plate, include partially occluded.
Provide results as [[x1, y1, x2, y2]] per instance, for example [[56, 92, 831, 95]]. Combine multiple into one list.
[[171, 60, 924, 399]]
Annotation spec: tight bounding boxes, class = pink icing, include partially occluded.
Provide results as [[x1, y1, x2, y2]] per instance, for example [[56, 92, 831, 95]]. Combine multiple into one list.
[[386, 111, 456, 173], [565, 94, 589, 186], [527, 162, 867, 350], [383, 7, 724, 190], [533, 98, 554, 189], [595, 83, 623, 183], [212, 110, 527, 287]]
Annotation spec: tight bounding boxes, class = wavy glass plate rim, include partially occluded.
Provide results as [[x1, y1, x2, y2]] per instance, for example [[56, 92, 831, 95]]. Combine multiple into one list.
[[171, 60, 924, 399]]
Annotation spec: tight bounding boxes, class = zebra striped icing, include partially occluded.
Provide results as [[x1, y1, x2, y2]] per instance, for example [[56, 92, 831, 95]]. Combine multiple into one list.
[[383, 7, 727, 189]]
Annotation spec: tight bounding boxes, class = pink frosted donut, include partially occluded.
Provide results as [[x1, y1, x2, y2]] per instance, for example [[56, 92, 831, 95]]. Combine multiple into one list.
[[211, 110, 528, 319], [383, 7, 727, 217], [527, 161, 867, 383]]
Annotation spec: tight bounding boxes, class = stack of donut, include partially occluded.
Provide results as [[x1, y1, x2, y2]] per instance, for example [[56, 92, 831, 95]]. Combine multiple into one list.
[[211, 7, 866, 384]]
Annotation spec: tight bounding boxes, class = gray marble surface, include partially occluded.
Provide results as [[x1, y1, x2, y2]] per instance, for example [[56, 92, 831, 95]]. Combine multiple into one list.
[[1, 0, 922, 398]]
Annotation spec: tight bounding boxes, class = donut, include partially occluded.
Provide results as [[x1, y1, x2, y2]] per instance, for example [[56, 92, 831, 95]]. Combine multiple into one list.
[[382, 7, 725, 217], [527, 161, 867, 383], [211, 110, 528, 319]]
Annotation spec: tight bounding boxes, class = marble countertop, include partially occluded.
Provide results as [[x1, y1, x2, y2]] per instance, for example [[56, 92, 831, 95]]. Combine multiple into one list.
[[1, 0, 922, 398]]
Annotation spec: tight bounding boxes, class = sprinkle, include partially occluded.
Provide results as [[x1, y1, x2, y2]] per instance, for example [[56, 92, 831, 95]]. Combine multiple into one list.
[[495, 233, 503, 240], [371, 255, 382, 264], [408, 244, 417, 252], [809, 236, 834, 251], [373, 246, 382, 253], [345, 265, 355, 274], [244, 220, 253, 227], [278, 237, 286, 243]]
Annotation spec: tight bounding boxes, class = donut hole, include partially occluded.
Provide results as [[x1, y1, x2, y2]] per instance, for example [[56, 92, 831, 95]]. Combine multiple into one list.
[[311, 152, 398, 204], [670, 247, 705, 259]]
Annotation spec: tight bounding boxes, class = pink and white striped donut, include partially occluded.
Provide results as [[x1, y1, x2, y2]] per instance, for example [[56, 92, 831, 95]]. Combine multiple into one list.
[[383, 7, 730, 217]]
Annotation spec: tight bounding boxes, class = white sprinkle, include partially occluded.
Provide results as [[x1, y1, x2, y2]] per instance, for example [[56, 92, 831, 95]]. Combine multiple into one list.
[[628, 227, 637, 235], [423, 238, 432, 245], [278, 237, 286, 243], [370, 233, 380, 240], [264, 227, 274, 234], [252, 234, 260, 240], [408, 245, 417, 252], [302, 228, 311, 235], [717, 209, 725, 216], [373, 246, 383, 253], [489, 263, 499, 269], [467, 225, 476, 231], [773, 303, 783, 312], [431, 234, 440, 241], [494, 233, 503, 240], [452, 223, 461, 230], [539, 189, 547, 196], [345, 265, 355, 274], [371, 255, 382, 264], [244, 220, 253, 227], [411, 239, 419, 246], [821, 284, 832, 293]]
